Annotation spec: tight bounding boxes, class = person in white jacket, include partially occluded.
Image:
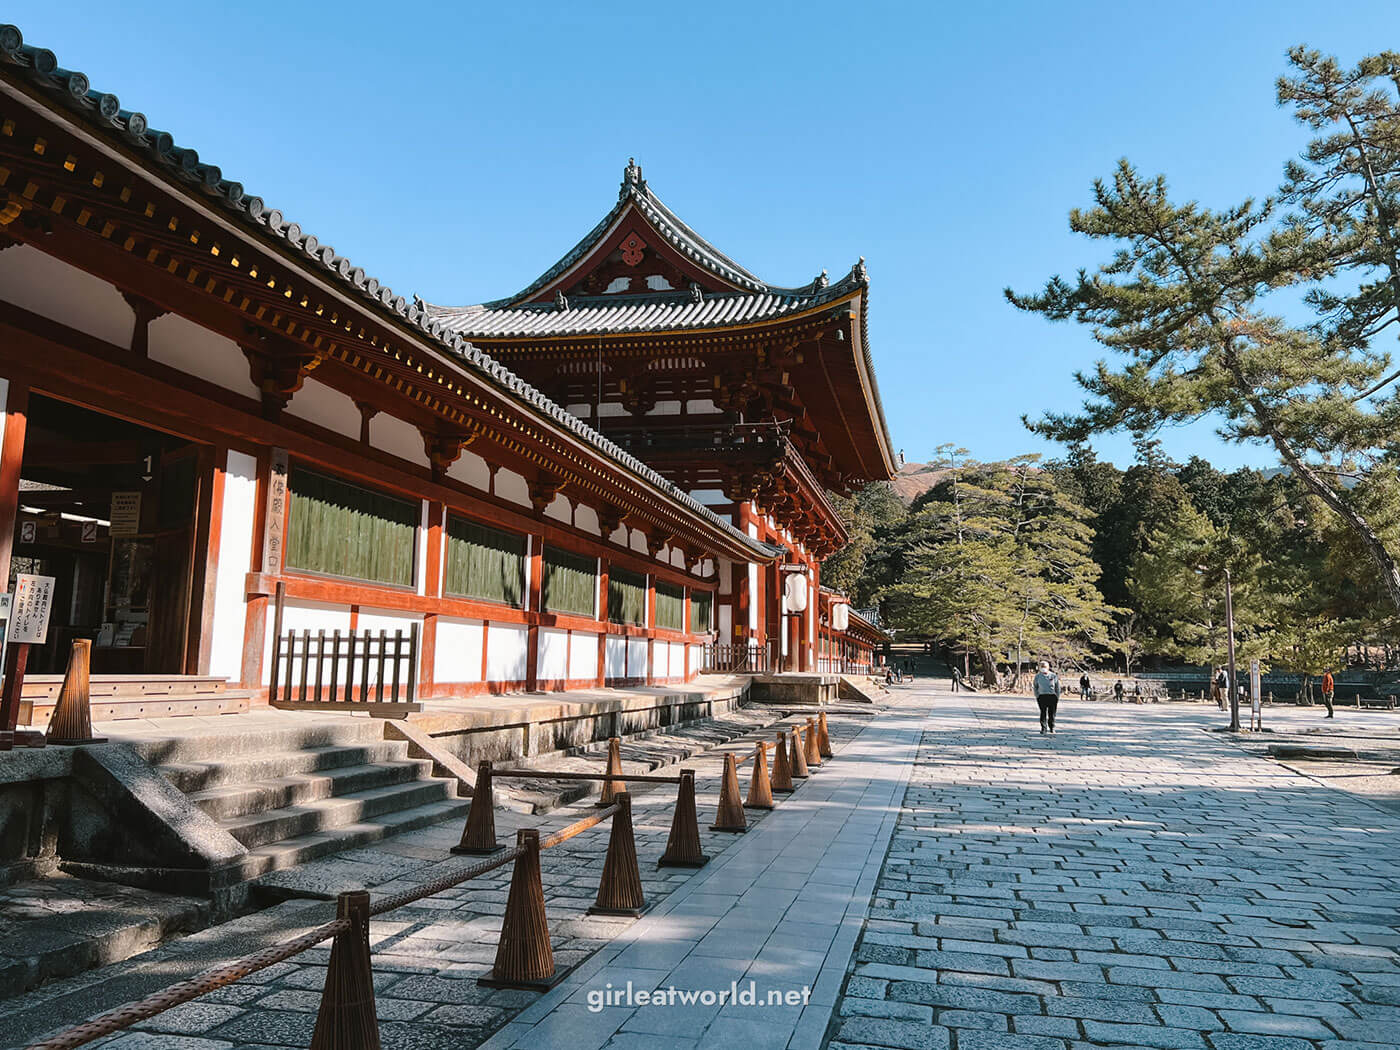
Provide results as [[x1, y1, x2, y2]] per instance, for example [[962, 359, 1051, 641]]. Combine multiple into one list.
[[1033, 662, 1061, 734]]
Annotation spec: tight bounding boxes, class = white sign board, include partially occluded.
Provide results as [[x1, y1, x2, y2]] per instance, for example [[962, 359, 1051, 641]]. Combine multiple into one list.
[[10, 573, 55, 644], [110, 492, 142, 538], [0, 592, 10, 651], [1249, 659, 1261, 704]]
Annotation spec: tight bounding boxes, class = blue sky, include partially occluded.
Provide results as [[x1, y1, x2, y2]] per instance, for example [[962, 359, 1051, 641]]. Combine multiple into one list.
[[16, 2, 1400, 469]]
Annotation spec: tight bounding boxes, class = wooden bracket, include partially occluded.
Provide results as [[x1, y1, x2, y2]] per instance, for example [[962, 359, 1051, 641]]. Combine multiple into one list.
[[241, 327, 322, 422], [529, 473, 564, 516], [422, 427, 475, 482], [120, 291, 168, 359]]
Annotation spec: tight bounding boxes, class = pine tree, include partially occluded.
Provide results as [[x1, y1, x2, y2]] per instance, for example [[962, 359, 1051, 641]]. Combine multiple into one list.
[[1007, 158, 1400, 612]]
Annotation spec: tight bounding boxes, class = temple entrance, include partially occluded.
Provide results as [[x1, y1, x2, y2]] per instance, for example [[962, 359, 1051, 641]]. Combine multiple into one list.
[[8, 394, 208, 675]]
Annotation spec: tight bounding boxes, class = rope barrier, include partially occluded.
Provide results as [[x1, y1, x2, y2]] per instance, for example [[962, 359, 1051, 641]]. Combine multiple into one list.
[[542, 802, 619, 849], [370, 844, 526, 917], [27, 918, 351, 1050]]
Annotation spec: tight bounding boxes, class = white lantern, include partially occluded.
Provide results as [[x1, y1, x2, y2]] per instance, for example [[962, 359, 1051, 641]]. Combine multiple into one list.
[[831, 602, 850, 633], [783, 571, 809, 614]]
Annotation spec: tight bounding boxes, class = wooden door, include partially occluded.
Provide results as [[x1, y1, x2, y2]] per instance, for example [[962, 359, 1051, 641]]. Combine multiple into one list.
[[144, 445, 201, 674]]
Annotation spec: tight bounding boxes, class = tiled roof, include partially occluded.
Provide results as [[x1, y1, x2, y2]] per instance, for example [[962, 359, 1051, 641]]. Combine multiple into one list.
[[0, 24, 785, 562], [428, 271, 865, 340]]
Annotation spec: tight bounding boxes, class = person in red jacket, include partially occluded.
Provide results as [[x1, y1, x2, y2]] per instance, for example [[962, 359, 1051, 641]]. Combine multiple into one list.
[[1321, 670, 1335, 719]]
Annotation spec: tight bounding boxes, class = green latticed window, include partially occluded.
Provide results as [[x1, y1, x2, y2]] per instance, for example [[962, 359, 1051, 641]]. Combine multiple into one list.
[[445, 518, 526, 606], [691, 589, 713, 633], [542, 547, 597, 617], [656, 581, 685, 631], [608, 567, 647, 625], [286, 467, 417, 587]]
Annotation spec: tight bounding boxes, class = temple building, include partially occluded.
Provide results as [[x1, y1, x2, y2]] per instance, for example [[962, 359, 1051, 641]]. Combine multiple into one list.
[[0, 28, 890, 734], [426, 160, 896, 674]]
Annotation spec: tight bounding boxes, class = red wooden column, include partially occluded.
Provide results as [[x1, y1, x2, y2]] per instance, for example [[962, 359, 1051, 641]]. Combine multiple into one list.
[[419, 501, 445, 697], [733, 501, 753, 645], [645, 571, 657, 686], [524, 534, 543, 691], [0, 379, 29, 590], [596, 558, 609, 687]]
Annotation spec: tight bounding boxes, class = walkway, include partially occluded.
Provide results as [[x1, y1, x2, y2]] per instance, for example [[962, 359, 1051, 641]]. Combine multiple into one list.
[[830, 694, 1400, 1050]]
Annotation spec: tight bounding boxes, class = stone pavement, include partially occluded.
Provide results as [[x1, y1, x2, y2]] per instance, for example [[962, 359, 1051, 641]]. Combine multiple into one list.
[[831, 693, 1400, 1050], [2, 700, 891, 1050]]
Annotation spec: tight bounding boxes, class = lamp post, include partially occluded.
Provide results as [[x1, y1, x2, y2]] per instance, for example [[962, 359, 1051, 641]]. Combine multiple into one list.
[[1223, 567, 1239, 732]]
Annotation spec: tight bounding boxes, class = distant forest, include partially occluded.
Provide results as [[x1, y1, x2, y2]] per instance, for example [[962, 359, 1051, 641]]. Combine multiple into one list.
[[822, 441, 1400, 685]]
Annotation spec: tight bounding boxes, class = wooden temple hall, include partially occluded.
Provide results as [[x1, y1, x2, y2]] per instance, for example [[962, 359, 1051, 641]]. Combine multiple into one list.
[[0, 28, 893, 730]]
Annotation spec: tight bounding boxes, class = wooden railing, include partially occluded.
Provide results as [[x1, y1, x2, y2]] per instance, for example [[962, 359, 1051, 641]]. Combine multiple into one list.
[[700, 640, 777, 674], [268, 584, 421, 715]]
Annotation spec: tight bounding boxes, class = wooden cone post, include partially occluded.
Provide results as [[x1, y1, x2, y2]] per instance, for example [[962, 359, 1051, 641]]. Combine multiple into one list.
[[790, 724, 810, 778], [452, 760, 504, 855], [311, 890, 380, 1050], [46, 640, 105, 746], [589, 793, 647, 916], [710, 753, 747, 832], [771, 731, 794, 793], [598, 736, 625, 806], [817, 711, 833, 758], [658, 769, 709, 868], [745, 742, 774, 810], [479, 829, 562, 989], [804, 717, 822, 768]]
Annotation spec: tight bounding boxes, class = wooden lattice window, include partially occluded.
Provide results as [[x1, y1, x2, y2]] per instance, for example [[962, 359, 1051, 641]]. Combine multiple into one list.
[[608, 567, 647, 625], [691, 590, 714, 633], [286, 467, 417, 587], [542, 547, 597, 617], [445, 518, 526, 606], [655, 581, 685, 631]]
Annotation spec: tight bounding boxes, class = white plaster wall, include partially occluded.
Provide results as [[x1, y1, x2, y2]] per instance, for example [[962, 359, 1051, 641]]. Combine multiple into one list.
[[262, 600, 352, 685], [669, 641, 687, 678], [690, 643, 704, 673], [718, 560, 733, 596], [627, 637, 649, 679], [747, 562, 760, 631], [670, 548, 684, 569], [372, 413, 429, 467], [495, 469, 530, 508], [447, 449, 491, 491], [597, 402, 627, 418], [653, 642, 669, 679], [609, 525, 629, 547], [689, 489, 727, 505], [415, 501, 429, 596], [284, 377, 360, 440], [605, 636, 627, 678], [358, 607, 425, 682], [569, 632, 598, 680], [435, 618, 484, 683], [686, 399, 717, 414], [646, 401, 682, 416], [209, 450, 257, 681], [574, 504, 600, 536], [630, 531, 647, 554], [544, 494, 570, 524], [538, 627, 568, 681], [486, 622, 528, 682], [0, 246, 132, 347], [147, 313, 262, 399]]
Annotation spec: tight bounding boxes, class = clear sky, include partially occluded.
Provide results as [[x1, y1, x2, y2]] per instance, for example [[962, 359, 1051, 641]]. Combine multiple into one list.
[[16, 1, 1400, 468]]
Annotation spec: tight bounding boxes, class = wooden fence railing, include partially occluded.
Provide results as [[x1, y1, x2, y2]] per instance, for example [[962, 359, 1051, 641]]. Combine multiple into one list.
[[700, 641, 777, 675]]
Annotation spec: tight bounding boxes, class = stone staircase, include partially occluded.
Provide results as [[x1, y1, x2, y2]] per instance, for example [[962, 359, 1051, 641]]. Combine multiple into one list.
[[134, 719, 470, 886]]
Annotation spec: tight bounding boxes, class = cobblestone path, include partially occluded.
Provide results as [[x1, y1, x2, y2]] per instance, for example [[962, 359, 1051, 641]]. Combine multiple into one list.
[[831, 695, 1400, 1050]]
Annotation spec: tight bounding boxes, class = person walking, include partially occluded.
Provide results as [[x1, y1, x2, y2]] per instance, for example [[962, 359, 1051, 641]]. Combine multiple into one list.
[[1321, 669, 1335, 719], [1034, 661, 1061, 734], [1079, 673, 1091, 701], [1213, 667, 1228, 711], [1113, 679, 1125, 703]]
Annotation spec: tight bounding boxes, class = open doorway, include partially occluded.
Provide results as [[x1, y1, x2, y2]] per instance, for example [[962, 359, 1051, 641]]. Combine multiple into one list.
[[9, 394, 208, 675]]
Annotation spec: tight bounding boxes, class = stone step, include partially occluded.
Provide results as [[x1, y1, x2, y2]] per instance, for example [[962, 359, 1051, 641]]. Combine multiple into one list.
[[131, 717, 387, 765], [158, 740, 415, 793], [243, 798, 472, 888], [185, 759, 434, 820], [220, 778, 460, 849]]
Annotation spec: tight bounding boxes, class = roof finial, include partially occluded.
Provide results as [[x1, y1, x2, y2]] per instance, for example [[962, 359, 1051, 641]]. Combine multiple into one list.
[[689, 281, 704, 304], [852, 256, 868, 284], [555, 290, 569, 311], [622, 157, 645, 196], [814, 269, 829, 291]]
